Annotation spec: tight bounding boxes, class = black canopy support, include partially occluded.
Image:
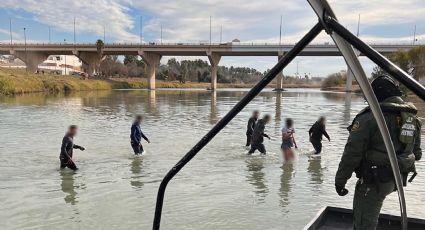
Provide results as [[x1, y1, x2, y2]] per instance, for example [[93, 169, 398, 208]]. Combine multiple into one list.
[[152, 22, 324, 230], [325, 16, 425, 101]]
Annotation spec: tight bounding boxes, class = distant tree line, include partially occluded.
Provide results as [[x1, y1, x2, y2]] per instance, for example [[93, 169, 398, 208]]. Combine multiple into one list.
[[97, 55, 317, 85], [371, 45, 425, 82]]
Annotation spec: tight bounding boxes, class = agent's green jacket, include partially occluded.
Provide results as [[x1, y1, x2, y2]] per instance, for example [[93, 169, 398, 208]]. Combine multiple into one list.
[[335, 96, 422, 187]]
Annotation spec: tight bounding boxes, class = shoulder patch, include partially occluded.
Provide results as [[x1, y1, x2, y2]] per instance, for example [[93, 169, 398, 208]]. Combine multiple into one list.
[[351, 121, 360, 131]]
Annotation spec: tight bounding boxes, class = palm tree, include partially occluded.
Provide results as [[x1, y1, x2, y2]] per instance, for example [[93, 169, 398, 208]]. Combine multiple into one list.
[[96, 39, 104, 57]]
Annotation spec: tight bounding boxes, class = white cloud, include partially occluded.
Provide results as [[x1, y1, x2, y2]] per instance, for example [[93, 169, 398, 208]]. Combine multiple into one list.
[[1, 0, 424, 74], [2, 0, 139, 42]]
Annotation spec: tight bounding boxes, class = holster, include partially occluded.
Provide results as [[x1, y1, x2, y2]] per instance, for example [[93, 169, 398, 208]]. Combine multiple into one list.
[[358, 162, 394, 184]]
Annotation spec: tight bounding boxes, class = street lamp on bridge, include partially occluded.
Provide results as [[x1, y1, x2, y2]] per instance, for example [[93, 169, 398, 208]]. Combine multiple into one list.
[[64, 39, 67, 75], [23, 27, 27, 73]]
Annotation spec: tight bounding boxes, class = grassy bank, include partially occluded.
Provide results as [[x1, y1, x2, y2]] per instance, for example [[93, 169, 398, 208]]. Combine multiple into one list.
[[0, 68, 320, 95], [0, 68, 112, 95]]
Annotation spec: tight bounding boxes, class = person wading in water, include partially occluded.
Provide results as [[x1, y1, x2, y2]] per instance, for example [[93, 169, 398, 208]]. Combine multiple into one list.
[[246, 110, 260, 147], [281, 118, 297, 162], [130, 115, 150, 155], [248, 114, 271, 155], [59, 125, 85, 170], [309, 116, 330, 154]]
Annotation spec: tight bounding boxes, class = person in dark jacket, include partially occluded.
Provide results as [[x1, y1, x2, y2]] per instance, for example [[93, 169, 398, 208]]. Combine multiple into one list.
[[131, 115, 150, 155], [248, 114, 271, 155], [309, 116, 331, 154], [60, 125, 85, 170], [246, 110, 260, 146]]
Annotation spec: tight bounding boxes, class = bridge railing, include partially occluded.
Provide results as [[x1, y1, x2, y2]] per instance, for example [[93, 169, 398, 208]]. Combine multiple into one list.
[[0, 41, 420, 47]]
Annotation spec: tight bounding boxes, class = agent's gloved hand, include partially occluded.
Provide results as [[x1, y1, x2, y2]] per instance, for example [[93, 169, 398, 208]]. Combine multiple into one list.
[[79, 146, 85, 151], [335, 185, 348, 196]]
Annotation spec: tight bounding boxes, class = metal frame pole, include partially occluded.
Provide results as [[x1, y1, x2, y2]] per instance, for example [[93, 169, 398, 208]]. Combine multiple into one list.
[[307, 0, 407, 229], [152, 22, 324, 230], [326, 17, 425, 101]]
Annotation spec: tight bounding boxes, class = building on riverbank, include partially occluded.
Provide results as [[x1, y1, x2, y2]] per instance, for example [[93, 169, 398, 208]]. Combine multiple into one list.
[[38, 55, 83, 75], [0, 55, 82, 75]]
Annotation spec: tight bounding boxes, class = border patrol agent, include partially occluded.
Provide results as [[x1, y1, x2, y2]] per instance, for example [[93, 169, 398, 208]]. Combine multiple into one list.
[[335, 76, 422, 230]]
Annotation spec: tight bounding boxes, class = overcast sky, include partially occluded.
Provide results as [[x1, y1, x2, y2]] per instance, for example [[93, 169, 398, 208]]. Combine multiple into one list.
[[1, 0, 424, 77]]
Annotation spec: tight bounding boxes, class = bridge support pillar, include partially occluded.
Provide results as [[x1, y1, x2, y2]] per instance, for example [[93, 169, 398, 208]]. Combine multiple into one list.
[[207, 52, 221, 90], [11, 51, 48, 73], [74, 51, 102, 76], [275, 54, 285, 91], [139, 51, 161, 90], [346, 67, 354, 92]]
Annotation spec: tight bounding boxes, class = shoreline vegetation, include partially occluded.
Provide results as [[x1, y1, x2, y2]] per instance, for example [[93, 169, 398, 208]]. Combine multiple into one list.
[[0, 68, 320, 95]]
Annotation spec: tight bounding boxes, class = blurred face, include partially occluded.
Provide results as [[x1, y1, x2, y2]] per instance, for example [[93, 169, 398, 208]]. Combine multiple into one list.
[[320, 118, 326, 125], [136, 116, 143, 123], [264, 116, 271, 123], [253, 111, 259, 119], [287, 121, 293, 127], [69, 127, 78, 136]]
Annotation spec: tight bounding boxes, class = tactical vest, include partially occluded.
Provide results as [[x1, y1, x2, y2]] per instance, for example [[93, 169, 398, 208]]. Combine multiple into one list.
[[350, 102, 419, 176]]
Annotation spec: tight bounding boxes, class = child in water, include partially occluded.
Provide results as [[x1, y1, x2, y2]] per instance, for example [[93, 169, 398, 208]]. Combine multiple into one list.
[[281, 118, 297, 162]]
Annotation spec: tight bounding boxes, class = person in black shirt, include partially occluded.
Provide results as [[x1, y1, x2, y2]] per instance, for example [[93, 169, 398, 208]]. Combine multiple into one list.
[[59, 125, 85, 170], [308, 116, 330, 154], [248, 114, 271, 155], [130, 115, 150, 155], [246, 110, 260, 146]]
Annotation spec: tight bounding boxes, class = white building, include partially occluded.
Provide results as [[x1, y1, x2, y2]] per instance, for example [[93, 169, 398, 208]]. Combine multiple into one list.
[[38, 55, 83, 75]]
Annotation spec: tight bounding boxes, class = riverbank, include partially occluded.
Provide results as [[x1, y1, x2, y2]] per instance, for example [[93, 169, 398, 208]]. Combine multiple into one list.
[[0, 68, 112, 95], [0, 68, 320, 95], [321, 86, 361, 93]]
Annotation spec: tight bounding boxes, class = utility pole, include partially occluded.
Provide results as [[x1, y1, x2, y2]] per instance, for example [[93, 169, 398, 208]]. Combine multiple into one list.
[[220, 25, 222, 43], [103, 25, 106, 43], [140, 16, 143, 44], [413, 24, 417, 45], [23, 27, 27, 72], [9, 18, 13, 45], [73, 17, 76, 45], [296, 60, 302, 77], [64, 39, 67, 75], [356, 14, 361, 37], [48, 26, 51, 43], [279, 15, 283, 45], [160, 24, 163, 44], [209, 16, 212, 45]]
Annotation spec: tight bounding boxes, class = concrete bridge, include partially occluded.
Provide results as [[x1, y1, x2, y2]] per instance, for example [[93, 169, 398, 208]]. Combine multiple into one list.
[[0, 43, 417, 90]]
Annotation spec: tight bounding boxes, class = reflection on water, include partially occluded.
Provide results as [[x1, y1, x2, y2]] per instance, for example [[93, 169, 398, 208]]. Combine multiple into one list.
[[210, 90, 218, 125], [130, 157, 144, 189], [275, 92, 282, 124], [279, 163, 294, 210], [245, 157, 268, 201], [0, 88, 423, 230], [307, 156, 324, 190], [60, 171, 78, 205], [343, 92, 352, 124]]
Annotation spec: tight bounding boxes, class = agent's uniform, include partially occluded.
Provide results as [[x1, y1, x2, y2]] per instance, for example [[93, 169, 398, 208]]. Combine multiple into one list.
[[335, 96, 422, 230], [246, 117, 257, 146], [309, 121, 330, 154], [248, 119, 269, 154], [60, 135, 83, 170], [130, 122, 149, 155]]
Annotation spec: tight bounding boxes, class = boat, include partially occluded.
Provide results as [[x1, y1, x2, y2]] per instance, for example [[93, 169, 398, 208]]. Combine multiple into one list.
[[304, 206, 425, 230]]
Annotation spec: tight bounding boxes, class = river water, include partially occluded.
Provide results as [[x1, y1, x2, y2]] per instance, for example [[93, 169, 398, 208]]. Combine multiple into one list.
[[0, 89, 424, 230]]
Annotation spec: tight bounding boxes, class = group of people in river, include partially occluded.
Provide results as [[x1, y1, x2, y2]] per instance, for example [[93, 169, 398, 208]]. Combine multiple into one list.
[[57, 75, 422, 230], [59, 115, 151, 170], [245, 110, 330, 161]]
